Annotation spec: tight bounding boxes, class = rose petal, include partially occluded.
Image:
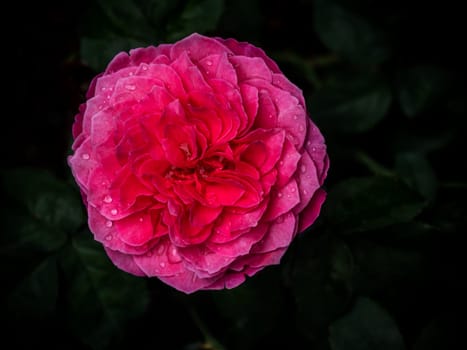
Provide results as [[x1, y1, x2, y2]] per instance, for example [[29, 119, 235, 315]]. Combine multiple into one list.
[[298, 188, 327, 233], [105, 248, 146, 276]]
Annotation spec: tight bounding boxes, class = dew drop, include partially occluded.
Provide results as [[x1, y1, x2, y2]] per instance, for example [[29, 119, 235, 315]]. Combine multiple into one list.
[[110, 209, 118, 215], [303, 189, 308, 195], [156, 243, 166, 255], [81, 153, 90, 160], [105, 220, 113, 228], [312, 147, 317, 152], [299, 125, 305, 132], [301, 165, 306, 173], [139, 217, 144, 222], [125, 84, 136, 91], [277, 192, 283, 198], [98, 105, 103, 110], [103, 195, 113, 203], [146, 251, 153, 257], [105, 234, 112, 241], [101, 87, 106, 91], [293, 115, 298, 120], [307, 141, 311, 146], [129, 71, 134, 76], [159, 262, 166, 268], [141, 65, 148, 71], [291, 187, 296, 193], [206, 60, 213, 66], [279, 161, 284, 166], [168, 247, 182, 263], [268, 114, 273, 119]]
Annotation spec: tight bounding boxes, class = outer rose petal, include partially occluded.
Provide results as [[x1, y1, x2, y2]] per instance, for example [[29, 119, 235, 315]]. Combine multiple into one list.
[[68, 33, 329, 294]]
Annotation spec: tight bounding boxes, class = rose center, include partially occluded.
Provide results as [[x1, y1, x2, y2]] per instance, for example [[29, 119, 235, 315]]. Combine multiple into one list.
[[165, 155, 232, 181]]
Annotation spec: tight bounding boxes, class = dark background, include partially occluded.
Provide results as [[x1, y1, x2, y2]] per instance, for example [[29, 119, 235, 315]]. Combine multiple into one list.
[[2, 0, 466, 349]]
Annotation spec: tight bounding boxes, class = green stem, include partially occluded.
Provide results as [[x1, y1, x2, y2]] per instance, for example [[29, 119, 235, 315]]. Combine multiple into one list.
[[189, 306, 227, 350], [354, 150, 395, 177]]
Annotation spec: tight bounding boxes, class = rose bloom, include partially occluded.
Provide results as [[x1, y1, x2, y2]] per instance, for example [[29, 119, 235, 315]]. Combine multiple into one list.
[[68, 33, 329, 293]]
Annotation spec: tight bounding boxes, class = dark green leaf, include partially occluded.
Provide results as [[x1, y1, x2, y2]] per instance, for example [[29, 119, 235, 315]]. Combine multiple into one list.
[[0, 168, 83, 254], [95, 0, 156, 41], [292, 235, 354, 336], [6, 257, 58, 321], [212, 267, 283, 348], [329, 297, 406, 350], [313, 0, 391, 64], [61, 232, 149, 349], [81, 36, 148, 72], [397, 65, 451, 117], [310, 74, 392, 133], [350, 241, 424, 293], [167, 0, 225, 41], [323, 176, 426, 234], [395, 152, 437, 201]]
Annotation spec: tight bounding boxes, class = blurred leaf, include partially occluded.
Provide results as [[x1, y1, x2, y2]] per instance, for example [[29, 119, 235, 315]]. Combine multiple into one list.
[[81, 36, 148, 72], [397, 65, 451, 117], [395, 152, 437, 201], [323, 176, 426, 234], [310, 74, 392, 133], [329, 297, 406, 350], [167, 0, 225, 41], [313, 0, 391, 64], [0, 168, 83, 254], [212, 267, 283, 349], [6, 257, 58, 320], [61, 232, 149, 349], [350, 240, 424, 293], [292, 235, 354, 336], [94, 0, 155, 41]]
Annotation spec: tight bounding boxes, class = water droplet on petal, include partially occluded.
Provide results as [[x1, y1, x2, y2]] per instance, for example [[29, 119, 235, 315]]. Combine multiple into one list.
[[168, 247, 182, 263], [141, 65, 148, 71], [105, 220, 113, 228], [268, 114, 273, 119], [312, 147, 317, 152], [307, 141, 311, 146], [105, 234, 112, 241], [146, 251, 153, 257], [129, 71, 134, 76], [81, 153, 90, 160], [279, 161, 284, 166], [104, 195, 113, 203], [301, 165, 306, 173], [110, 209, 118, 215], [125, 84, 136, 91], [206, 60, 213, 66], [98, 105, 103, 110], [139, 217, 144, 222], [303, 189, 308, 195], [291, 187, 296, 193], [156, 243, 166, 255], [101, 87, 106, 91], [293, 115, 298, 120], [277, 192, 283, 198], [299, 125, 305, 132], [159, 262, 166, 268]]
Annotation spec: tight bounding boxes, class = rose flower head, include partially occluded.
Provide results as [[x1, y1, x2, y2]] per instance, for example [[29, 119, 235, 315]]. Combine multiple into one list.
[[68, 33, 329, 293]]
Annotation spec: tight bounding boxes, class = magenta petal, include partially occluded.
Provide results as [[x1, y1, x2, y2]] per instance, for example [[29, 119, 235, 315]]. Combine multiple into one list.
[[204, 271, 247, 290], [199, 53, 237, 85], [178, 245, 237, 276], [171, 33, 232, 62], [115, 211, 154, 246], [298, 188, 327, 233], [158, 269, 220, 294], [293, 151, 320, 213], [207, 223, 268, 257], [105, 248, 146, 276], [263, 179, 300, 221], [230, 56, 272, 82], [105, 51, 131, 73], [133, 240, 184, 277], [252, 213, 296, 254]]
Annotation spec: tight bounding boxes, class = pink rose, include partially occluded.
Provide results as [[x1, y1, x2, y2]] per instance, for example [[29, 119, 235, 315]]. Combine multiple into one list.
[[68, 33, 329, 293]]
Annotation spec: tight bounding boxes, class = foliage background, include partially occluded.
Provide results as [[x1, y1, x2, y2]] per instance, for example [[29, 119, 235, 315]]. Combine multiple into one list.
[[2, 0, 466, 349]]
